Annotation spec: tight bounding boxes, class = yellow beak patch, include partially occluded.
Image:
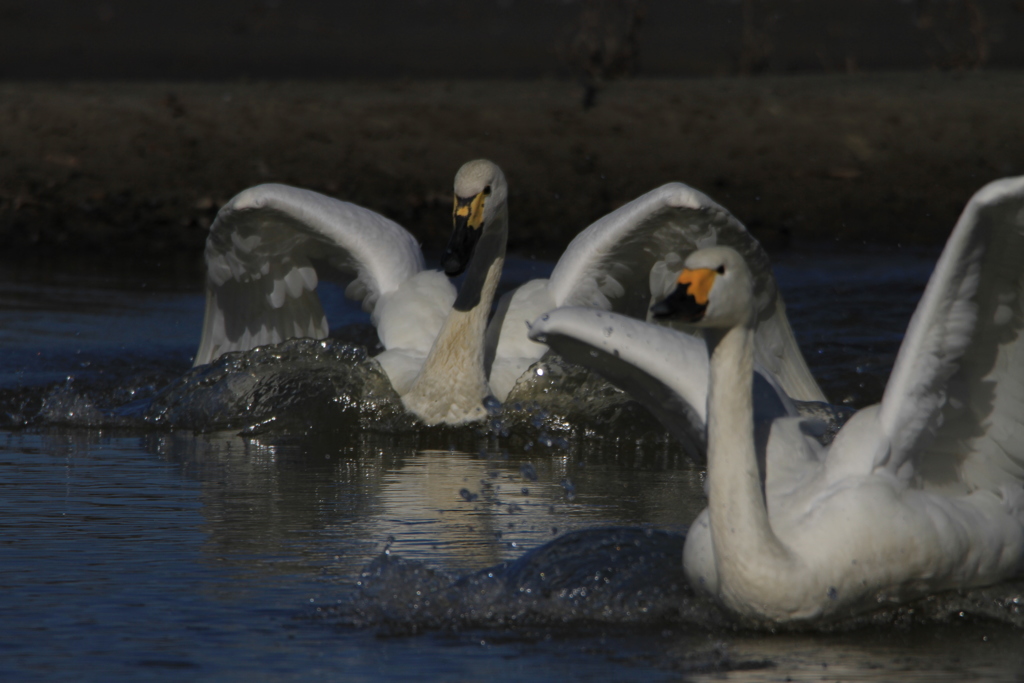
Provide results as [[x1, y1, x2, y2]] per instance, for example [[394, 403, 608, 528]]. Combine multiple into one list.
[[453, 191, 488, 230], [678, 268, 716, 305]]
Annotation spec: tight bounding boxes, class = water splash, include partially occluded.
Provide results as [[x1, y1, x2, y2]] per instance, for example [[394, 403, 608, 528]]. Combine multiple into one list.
[[0, 335, 682, 454], [334, 526, 1024, 635], [38, 378, 104, 425], [144, 338, 413, 433], [337, 527, 723, 633], [0, 366, 179, 429]]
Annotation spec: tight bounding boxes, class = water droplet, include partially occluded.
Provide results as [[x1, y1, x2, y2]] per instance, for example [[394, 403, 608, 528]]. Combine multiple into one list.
[[560, 477, 576, 500], [520, 462, 538, 481], [483, 395, 502, 416]]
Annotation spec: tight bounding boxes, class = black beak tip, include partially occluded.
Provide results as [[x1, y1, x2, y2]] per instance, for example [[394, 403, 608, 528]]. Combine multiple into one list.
[[443, 253, 466, 277], [650, 301, 672, 319], [651, 291, 706, 323]]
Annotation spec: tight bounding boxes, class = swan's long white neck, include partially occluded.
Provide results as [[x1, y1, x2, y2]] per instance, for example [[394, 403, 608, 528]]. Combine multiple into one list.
[[704, 321, 797, 612], [402, 206, 507, 425]]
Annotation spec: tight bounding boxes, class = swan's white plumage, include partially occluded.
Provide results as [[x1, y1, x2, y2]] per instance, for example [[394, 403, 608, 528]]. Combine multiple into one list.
[[373, 270, 456, 395], [874, 177, 1024, 493], [196, 183, 424, 367], [529, 307, 798, 459], [197, 160, 518, 425], [484, 278, 553, 401], [493, 182, 824, 404], [529, 177, 1024, 622], [196, 172, 820, 425]]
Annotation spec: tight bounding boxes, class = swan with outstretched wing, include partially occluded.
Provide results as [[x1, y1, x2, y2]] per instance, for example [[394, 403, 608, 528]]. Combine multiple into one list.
[[530, 177, 1024, 623], [487, 182, 825, 404], [197, 159, 508, 425], [195, 162, 822, 428]]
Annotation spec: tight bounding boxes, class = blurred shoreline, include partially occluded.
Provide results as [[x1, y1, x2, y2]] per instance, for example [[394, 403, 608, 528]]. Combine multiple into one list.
[[4, 1, 1023, 80], [1, 72, 1022, 261]]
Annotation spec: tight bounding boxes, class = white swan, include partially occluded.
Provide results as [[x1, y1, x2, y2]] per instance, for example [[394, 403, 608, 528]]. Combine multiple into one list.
[[487, 181, 825, 404], [197, 159, 508, 425], [195, 160, 823, 424], [530, 176, 1024, 623]]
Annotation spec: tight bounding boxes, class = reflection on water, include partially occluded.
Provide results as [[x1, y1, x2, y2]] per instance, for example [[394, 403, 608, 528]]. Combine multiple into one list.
[[144, 428, 703, 579], [3, 250, 1024, 680]]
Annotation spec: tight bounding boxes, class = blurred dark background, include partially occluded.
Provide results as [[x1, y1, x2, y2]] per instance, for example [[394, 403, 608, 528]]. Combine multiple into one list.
[[2, 0, 1023, 80], [1, 1, 1023, 261]]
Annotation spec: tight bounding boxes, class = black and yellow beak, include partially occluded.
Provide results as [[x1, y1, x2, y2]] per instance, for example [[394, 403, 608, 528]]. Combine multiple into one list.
[[650, 268, 716, 322], [442, 189, 489, 276]]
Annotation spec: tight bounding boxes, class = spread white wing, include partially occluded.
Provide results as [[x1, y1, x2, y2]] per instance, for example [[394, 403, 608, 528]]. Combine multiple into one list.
[[529, 307, 798, 461], [871, 176, 1024, 493], [491, 183, 824, 403], [195, 184, 424, 366]]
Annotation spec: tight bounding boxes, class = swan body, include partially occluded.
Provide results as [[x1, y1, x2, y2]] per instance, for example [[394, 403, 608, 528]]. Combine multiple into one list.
[[531, 177, 1024, 623], [197, 159, 508, 425], [488, 182, 826, 404], [195, 164, 823, 425]]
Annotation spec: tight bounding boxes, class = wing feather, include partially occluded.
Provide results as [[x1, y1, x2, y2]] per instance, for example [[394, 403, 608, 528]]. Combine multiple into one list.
[[544, 183, 824, 402], [877, 176, 1024, 493], [195, 184, 423, 366], [529, 307, 799, 462], [529, 307, 711, 459]]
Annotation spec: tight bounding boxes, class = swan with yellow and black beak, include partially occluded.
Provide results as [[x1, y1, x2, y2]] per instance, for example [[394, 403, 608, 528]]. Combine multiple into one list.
[[530, 177, 1024, 622], [395, 160, 508, 424], [195, 159, 823, 427]]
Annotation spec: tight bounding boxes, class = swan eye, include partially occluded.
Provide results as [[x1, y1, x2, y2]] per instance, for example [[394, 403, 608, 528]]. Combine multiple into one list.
[[716, 265, 725, 274], [483, 186, 492, 196]]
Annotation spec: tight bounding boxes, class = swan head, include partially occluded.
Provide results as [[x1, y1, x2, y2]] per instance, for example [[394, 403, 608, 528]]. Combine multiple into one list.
[[650, 246, 754, 329], [443, 159, 508, 276]]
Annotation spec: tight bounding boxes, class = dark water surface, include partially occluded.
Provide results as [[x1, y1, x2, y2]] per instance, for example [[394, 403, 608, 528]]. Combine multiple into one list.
[[2, 251, 1024, 681]]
